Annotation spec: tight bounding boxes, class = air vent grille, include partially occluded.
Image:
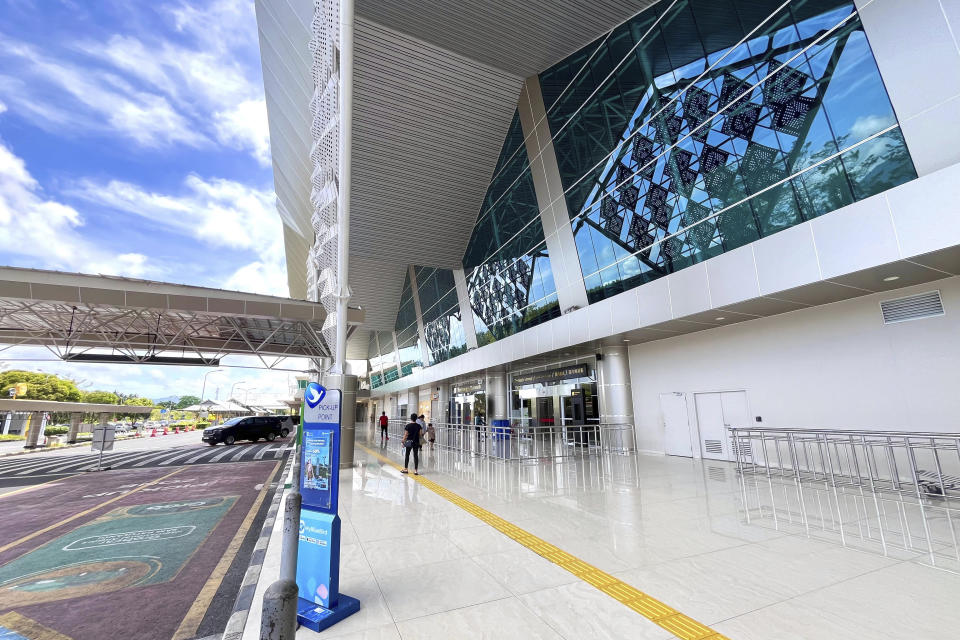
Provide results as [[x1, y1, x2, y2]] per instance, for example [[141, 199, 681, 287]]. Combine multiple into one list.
[[880, 291, 944, 324], [704, 439, 723, 454]]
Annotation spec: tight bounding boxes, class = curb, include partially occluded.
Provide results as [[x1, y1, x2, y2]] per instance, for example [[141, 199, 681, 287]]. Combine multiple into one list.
[[218, 448, 296, 640]]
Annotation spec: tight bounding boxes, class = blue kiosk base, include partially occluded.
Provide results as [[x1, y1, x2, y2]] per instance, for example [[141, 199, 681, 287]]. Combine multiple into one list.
[[297, 595, 361, 632]]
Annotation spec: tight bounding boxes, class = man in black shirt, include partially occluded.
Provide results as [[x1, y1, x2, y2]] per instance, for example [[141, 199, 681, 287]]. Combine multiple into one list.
[[402, 417, 421, 475]]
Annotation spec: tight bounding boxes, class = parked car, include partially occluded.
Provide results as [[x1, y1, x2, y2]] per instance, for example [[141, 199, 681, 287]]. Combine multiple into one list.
[[202, 415, 292, 445]]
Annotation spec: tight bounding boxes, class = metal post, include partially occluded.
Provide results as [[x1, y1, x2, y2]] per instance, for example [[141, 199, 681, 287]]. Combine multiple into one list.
[[332, 0, 355, 375], [262, 446, 301, 639]]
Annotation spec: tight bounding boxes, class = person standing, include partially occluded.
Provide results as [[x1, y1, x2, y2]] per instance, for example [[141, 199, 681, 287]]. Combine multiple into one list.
[[416, 413, 426, 451], [427, 422, 436, 446], [402, 415, 422, 475], [379, 411, 389, 444]]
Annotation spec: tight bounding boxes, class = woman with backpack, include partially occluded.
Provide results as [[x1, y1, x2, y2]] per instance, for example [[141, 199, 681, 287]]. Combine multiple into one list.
[[402, 415, 422, 475]]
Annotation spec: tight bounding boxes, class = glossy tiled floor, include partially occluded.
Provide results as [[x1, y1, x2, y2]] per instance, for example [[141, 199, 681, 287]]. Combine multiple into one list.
[[285, 426, 960, 639]]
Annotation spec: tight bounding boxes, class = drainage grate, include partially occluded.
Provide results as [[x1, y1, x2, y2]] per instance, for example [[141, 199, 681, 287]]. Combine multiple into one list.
[[880, 291, 944, 324]]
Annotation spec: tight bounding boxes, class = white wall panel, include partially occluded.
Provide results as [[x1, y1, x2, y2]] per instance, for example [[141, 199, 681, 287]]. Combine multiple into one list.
[[705, 246, 759, 309], [667, 263, 711, 318], [811, 195, 899, 279], [886, 163, 960, 259], [629, 277, 960, 453], [636, 278, 672, 327], [753, 224, 821, 295]]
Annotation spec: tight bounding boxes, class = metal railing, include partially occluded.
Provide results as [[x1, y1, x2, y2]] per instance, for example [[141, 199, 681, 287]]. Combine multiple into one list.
[[730, 427, 960, 499], [382, 420, 634, 462]]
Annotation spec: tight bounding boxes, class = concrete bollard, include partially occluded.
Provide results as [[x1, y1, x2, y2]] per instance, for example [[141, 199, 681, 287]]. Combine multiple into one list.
[[260, 579, 299, 640], [279, 490, 302, 581]]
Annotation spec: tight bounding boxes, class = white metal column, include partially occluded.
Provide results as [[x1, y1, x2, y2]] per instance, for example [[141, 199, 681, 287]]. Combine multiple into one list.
[[453, 267, 479, 349], [516, 75, 589, 313], [408, 264, 430, 364], [598, 347, 636, 449]]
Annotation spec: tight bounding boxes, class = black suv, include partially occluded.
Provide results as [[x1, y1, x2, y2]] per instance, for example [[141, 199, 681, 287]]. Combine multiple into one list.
[[202, 415, 293, 446]]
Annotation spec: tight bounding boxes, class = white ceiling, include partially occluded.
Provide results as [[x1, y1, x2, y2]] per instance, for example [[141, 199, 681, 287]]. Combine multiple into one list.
[[258, 0, 661, 338]]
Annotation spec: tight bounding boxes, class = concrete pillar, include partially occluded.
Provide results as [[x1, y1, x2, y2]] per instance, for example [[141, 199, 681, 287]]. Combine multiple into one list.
[[321, 372, 358, 468], [598, 348, 636, 450], [453, 268, 479, 349], [406, 389, 418, 419], [23, 411, 44, 449], [484, 369, 507, 422], [2, 411, 11, 435], [67, 412, 83, 443], [517, 75, 589, 313], [436, 381, 450, 425]]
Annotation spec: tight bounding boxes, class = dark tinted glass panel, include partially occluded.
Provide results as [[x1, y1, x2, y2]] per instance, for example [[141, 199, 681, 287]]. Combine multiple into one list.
[[540, 0, 916, 304]]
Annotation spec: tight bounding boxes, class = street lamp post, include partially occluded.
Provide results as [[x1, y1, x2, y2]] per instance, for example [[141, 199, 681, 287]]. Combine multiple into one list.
[[230, 380, 247, 402], [200, 369, 224, 402]]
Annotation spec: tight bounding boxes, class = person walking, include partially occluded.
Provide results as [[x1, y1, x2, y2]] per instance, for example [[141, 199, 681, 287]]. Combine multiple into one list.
[[427, 422, 436, 446], [402, 415, 422, 475], [379, 411, 389, 444]]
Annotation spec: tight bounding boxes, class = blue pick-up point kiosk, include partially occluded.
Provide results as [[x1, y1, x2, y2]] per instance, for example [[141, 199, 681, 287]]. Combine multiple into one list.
[[296, 382, 361, 631]]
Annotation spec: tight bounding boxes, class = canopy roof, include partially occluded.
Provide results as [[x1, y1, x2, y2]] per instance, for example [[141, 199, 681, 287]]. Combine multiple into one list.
[[0, 266, 363, 367], [0, 398, 154, 414]]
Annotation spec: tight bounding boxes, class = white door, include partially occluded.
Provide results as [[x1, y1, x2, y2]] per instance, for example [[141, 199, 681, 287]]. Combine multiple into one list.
[[660, 392, 692, 457], [694, 391, 748, 460]]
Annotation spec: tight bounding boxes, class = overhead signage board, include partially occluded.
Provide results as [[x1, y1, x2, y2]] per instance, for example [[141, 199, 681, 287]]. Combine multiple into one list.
[[512, 364, 590, 387], [296, 382, 360, 632], [452, 380, 484, 396]]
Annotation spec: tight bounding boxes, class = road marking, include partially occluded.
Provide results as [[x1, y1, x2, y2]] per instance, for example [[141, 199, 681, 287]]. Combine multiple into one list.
[[184, 448, 219, 464], [254, 444, 281, 460], [159, 448, 209, 466], [0, 612, 72, 640], [131, 449, 189, 467], [0, 473, 81, 501], [171, 459, 283, 640], [0, 467, 186, 555], [357, 444, 729, 640], [228, 447, 250, 462], [10, 455, 87, 475], [208, 446, 237, 463]]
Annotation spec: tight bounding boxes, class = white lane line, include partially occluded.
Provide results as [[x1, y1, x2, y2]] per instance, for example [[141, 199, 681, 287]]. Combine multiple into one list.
[[183, 448, 220, 464], [101, 450, 168, 469], [228, 447, 252, 462], [14, 456, 93, 475], [72, 451, 148, 472], [6, 455, 88, 475], [254, 444, 282, 460], [208, 446, 238, 463], [159, 448, 208, 466], [131, 449, 192, 467]]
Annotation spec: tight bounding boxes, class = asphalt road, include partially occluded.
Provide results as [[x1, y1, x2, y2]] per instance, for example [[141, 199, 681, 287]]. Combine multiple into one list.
[[0, 435, 291, 640]]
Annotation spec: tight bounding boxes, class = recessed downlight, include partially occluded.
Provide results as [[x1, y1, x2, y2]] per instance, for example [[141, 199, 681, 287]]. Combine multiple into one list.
[[622, 339, 630, 342], [883, 276, 900, 282], [715, 316, 726, 320]]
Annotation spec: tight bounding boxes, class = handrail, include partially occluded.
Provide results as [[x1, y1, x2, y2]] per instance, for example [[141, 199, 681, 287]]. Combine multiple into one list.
[[729, 426, 960, 499], [381, 419, 635, 461]]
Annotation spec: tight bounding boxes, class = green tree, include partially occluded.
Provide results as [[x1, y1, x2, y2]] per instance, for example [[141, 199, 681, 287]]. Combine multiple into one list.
[[82, 390, 120, 404], [118, 396, 154, 420], [0, 370, 82, 402], [175, 395, 201, 409]]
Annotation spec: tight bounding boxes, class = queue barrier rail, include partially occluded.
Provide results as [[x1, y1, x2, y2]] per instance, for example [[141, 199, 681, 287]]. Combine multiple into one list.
[[730, 426, 960, 499], [383, 420, 635, 462]]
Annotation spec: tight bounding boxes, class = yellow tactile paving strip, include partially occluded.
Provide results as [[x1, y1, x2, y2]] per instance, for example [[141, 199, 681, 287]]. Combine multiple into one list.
[[357, 444, 729, 640]]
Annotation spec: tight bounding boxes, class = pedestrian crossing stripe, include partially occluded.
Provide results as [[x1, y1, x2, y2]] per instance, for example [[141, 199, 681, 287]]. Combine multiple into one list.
[[0, 444, 293, 478], [357, 443, 729, 640]]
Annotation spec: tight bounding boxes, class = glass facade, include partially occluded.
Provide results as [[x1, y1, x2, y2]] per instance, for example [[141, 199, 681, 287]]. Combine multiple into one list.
[[417, 267, 469, 364], [368, 330, 399, 389], [371, 0, 918, 389], [463, 111, 560, 345], [539, 0, 916, 302]]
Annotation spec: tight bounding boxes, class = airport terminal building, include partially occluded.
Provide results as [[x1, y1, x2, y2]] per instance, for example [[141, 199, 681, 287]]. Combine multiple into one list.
[[259, 0, 960, 461]]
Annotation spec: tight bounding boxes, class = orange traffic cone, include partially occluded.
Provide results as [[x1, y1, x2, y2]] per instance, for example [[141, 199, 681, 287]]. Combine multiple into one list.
[[150, 428, 156, 437], [174, 427, 180, 434], [162, 427, 168, 436]]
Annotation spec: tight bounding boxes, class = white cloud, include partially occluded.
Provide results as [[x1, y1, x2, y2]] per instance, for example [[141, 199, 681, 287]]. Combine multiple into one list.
[[0, 100, 6, 114], [66, 174, 287, 296], [0, 1, 268, 161], [0, 139, 150, 277], [214, 99, 271, 167]]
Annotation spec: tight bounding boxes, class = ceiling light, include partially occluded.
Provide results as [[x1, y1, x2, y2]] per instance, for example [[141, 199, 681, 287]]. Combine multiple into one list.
[[883, 276, 900, 282], [715, 316, 725, 321], [622, 339, 630, 342]]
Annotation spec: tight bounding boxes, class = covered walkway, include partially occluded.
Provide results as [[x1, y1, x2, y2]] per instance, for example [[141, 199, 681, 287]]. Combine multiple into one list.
[[242, 424, 960, 639]]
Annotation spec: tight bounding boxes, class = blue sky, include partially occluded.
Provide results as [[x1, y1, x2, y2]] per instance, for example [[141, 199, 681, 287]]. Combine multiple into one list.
[[0, 0, 301, 401]]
